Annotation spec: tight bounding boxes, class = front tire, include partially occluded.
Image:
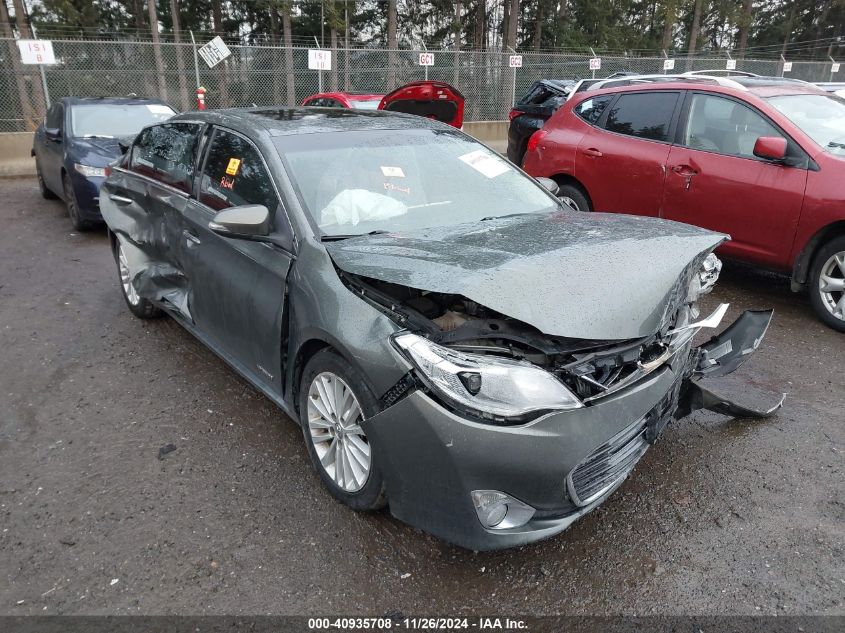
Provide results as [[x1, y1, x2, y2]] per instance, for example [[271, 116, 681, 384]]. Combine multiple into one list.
[[298, 349, 386, 511], [557, 183, 592, 212], [63, 173, 94, 231], [809, 236, 845, 332], [113, 239, 162, 319]]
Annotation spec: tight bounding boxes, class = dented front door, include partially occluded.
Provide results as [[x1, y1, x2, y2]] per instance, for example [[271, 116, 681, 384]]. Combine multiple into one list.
[[180, 126, 292, 392]]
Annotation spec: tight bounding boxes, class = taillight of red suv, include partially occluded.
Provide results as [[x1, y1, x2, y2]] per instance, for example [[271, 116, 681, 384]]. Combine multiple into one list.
[[526, 129, 548, 153], [508, 109, 525, 121]]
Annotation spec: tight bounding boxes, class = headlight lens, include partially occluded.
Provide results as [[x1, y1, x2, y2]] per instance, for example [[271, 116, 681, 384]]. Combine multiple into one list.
[[393, 332, 582, 421], [687, 253, 722, 303], [73, 163, 107, 178]]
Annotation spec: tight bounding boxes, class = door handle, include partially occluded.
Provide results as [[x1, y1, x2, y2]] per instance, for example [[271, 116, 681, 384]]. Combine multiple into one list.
[[671, 164, 698, 176], [581, 148, 603, 158], [108, 194, 133, 205], [671, 165, 698, 191], [182, 230, 201, 245]]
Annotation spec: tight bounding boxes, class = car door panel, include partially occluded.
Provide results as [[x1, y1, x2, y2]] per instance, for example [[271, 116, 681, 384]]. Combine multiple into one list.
[[100, 123, 202, 316], [180, 127, 292, 392], [574, 91, 681, 217], [41, 103, 65, 193], [661, 92, 808, 268]]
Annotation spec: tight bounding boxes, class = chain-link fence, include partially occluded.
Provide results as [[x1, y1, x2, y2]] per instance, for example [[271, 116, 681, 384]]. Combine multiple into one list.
[[0, 37, 841, 132]]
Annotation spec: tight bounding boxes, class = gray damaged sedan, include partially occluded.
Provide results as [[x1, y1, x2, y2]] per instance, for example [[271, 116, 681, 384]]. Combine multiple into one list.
[[100, 108, 783, 550]]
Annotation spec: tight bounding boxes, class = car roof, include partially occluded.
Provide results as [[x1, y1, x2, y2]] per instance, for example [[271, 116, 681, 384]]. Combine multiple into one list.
[[307, 91, 384, 100], [581, 73, 827, 99], [58, 96, 172, 106], [173, 106, 448, 137]]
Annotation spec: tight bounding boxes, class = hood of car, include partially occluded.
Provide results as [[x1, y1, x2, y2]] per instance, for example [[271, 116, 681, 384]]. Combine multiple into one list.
[[326, 211, 727, 340], [68, 136, 133, 166]]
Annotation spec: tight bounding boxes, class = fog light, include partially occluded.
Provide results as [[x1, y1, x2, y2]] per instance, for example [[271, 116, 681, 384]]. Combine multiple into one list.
[[471, 490, 536, 530]]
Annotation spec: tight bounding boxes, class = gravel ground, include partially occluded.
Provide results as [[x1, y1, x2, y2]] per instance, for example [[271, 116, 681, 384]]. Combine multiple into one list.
[[0, 177, 842, 616]]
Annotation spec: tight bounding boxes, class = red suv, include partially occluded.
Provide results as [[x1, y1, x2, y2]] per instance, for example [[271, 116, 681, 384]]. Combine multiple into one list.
[[523, 75, 845, 331]]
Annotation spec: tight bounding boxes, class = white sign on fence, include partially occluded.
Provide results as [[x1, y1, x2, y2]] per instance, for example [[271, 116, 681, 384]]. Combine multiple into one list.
[[782, 61, 793, 72], [663, 58, 675, 71], [198, 36, 231, 68], [308, 49, 332, 70], [18, 40, 56, 65], [419, 52, 435, 66], [726, 59, 737, 70], [509, 55, 523, 68], [589, 58, 601, 70], [833, 62, 841, 73]]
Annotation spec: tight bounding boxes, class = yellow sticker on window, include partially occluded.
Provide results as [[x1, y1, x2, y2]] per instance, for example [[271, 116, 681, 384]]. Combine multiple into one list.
[[225, 158, 241, 176]]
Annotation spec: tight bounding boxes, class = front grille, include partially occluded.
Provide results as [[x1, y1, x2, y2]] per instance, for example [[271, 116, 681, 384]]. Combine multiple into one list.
[[566, 417, 649, 507]]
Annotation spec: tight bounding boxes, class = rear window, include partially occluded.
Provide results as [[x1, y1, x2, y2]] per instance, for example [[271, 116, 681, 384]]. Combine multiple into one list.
[[602, 92, 679, 142], [574, 95, 613, 125]]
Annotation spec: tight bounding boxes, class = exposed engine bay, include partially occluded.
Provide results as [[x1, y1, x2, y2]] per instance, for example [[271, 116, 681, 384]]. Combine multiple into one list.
[[338, 269, 703, 403]]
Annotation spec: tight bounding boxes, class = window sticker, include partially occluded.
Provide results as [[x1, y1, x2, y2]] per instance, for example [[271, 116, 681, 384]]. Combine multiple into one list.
[[225, 158, 241, 176], [146, 104, 174, 114], [458, 149, 509, 179], [380, 166, 405, 178], [219, 175, 235, 190], [383, 182, 411, 195]]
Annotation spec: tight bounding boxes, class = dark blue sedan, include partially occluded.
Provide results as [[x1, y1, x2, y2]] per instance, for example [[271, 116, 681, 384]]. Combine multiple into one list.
[[32, 96, 176, 230]]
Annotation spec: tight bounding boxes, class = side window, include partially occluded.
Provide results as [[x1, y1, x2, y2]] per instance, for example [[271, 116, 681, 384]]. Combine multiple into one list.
[[46, 104, 63, 130], [602, 92, 679, 142], [574, 95, 613, 125], [198, 129, 280, 213], [682, 93, 785, 159], [129, 123, 201, 193]]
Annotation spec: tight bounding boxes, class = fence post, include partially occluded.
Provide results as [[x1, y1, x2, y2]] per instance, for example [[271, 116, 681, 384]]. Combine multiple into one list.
[[189, 31, 201, 88]]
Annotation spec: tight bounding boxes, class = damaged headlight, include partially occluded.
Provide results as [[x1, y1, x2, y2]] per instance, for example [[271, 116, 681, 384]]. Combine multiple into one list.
[[393, 333, 582, 422], [687, 253, 722, 303]]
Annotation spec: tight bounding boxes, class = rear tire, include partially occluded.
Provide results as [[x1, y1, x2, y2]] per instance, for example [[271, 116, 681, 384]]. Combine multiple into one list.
[[298, 349, 387, 511], [63, 173, 95, 231], [557, 183, 592, 212], [113, 239, 162, 319], [809, 235, 845, 333], [36, 161, 57, 199]]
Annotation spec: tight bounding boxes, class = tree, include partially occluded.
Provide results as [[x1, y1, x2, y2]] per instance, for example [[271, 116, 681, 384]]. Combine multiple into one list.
[[147, 0, 169, 101], [1, 0, 38, 129], [282, 0, 295, 104], [170, 0, 191, 109], [387, 0, 397, 89], [737, 0, 753, 57], [686, 0, 703, 62]]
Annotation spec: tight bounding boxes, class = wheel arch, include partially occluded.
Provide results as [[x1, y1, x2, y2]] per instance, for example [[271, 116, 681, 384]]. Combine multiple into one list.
[[550, 173, 593, 207], [791, 221, 845, 291]]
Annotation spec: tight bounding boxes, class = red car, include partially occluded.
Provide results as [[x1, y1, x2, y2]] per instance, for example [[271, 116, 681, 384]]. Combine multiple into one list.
[[523, 74, 845, 332], [301, 91, 383, 110], [302, 81, 464, 128]]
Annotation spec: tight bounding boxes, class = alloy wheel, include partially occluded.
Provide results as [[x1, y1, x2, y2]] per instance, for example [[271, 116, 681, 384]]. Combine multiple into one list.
[[818, 250, 845, 321], [117, 243, 140, 306], [307, 371, 371, 493], [560, 195, 580, 211]]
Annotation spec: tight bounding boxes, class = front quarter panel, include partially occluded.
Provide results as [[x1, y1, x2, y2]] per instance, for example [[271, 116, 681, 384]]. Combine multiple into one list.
[[284, 238, 408, 408]]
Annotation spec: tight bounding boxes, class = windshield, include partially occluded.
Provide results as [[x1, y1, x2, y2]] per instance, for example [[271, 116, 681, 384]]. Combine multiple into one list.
[[767, 94, 845, 156], [276, 128, 558, 237], [348, 99, 380, 110], [70, 103, 176, 138]]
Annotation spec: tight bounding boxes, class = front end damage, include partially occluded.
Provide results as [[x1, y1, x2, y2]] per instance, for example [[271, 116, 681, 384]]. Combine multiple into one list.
[[336, 264, 782, 550]]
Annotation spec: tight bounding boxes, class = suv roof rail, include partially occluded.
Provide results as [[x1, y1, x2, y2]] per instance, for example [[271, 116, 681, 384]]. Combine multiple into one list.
[[581, 73, 748, 93], [683, 69, 760, 77]]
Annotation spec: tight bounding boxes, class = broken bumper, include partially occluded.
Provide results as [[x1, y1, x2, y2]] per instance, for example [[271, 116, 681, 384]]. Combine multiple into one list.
[[361, 310, 782, 551]]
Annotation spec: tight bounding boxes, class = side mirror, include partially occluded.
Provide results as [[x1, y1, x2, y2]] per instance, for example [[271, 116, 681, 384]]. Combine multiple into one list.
[[209, 204, 271, 238], [753, 136, 787, 162], [45, 127, 62, 142], [536, 177, 560, 195]]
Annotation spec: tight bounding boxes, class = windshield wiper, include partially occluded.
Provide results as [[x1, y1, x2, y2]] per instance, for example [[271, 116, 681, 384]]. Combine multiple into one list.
[[828, 141, 845, 149], [320, 230, 388, 242], [82, 134, 116, 139]]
